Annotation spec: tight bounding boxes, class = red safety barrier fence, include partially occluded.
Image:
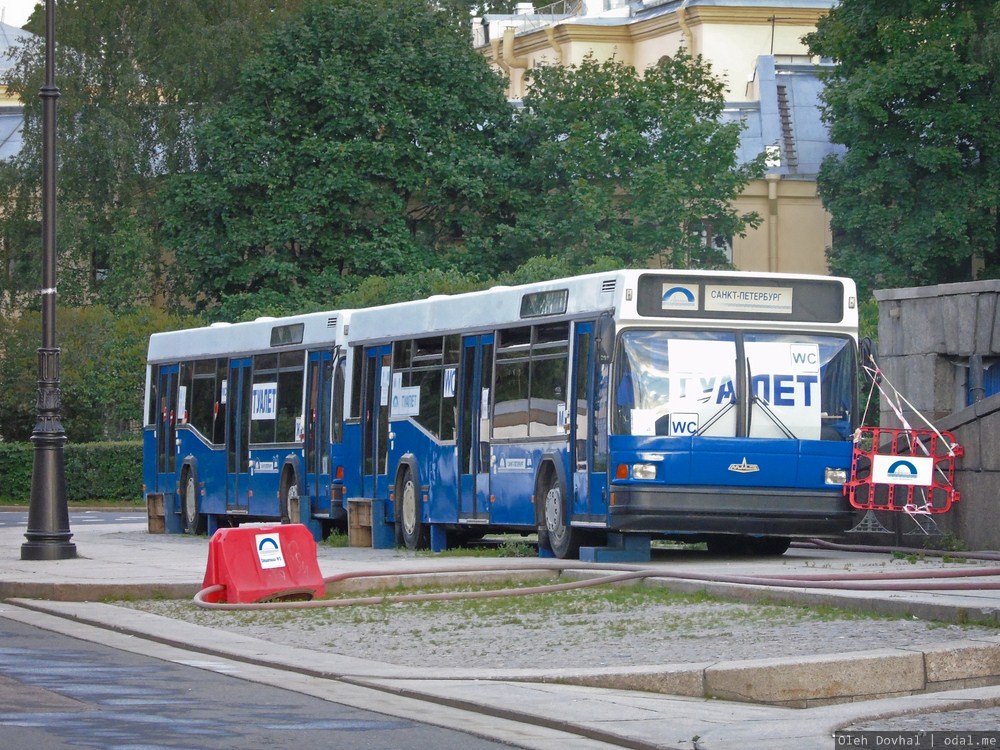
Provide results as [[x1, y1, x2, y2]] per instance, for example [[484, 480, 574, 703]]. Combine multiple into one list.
[[845, 427, 963, 514]]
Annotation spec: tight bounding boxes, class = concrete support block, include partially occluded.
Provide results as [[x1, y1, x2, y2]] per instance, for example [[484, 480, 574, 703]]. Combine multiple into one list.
[[579, 533, 651, 563], [704, 649, 925, 707], [369, 498, 396, 549], [430, 524, 448, 552]]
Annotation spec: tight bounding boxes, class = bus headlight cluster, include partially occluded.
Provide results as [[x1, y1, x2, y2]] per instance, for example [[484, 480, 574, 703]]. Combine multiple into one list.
[[824, 467, 847, 485], [631, 463, 658, 480]]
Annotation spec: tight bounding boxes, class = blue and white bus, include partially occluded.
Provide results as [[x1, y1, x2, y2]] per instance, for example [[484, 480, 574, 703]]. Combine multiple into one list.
[[346, 269, 859, 557], [143, 310, 353, 540]]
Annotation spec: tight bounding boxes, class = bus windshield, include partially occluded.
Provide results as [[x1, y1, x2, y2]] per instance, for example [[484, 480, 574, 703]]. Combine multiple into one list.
[[613, 330, 855, 440]]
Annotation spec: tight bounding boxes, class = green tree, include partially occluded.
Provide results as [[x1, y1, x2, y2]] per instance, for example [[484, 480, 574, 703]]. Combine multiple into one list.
[[493, 53, 763, 274], [0, 306, 199, 442], [0, 1, 302, 312], [160, 0, 514, 321], [806, 0, 1000, 298]]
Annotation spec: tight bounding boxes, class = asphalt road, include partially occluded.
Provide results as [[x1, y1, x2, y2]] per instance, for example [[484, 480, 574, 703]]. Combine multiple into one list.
[[0, 614, 517, 750], [0, 509, 147, 530]]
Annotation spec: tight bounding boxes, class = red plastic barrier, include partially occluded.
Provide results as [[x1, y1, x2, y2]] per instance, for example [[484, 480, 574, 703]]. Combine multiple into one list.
[[201, 524, 326, 603], [845, 427, 963, 514]]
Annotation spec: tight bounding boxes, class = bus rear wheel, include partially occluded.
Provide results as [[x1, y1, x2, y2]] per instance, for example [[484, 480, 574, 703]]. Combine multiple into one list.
[[282, 478, 300, 524], [399, 469, 428, 550], [182, 469, 203, 535], [542, 476, 579, 559]]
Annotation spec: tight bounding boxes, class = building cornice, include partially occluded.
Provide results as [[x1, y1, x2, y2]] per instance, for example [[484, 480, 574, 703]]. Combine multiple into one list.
[[484, 5, 831, 62]]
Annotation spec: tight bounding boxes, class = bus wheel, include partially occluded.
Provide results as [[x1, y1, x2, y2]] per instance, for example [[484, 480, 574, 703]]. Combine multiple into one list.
[[749, 536, 791, 556], [182, 469, 203, 535], [543, 476, 578, 559], [399, 469, 428, 550], [706, 535, 747, 555], [283, 481, 300, 524]]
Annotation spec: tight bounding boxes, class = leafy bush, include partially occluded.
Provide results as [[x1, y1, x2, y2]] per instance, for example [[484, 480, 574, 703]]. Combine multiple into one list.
[[0, 441, 141, 502], [0, 305, 200, 442]]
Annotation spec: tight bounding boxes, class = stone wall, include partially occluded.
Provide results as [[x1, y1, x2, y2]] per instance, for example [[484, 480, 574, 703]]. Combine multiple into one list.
[[935, 395, 1000, 551], [874, 281, 1000, 551]]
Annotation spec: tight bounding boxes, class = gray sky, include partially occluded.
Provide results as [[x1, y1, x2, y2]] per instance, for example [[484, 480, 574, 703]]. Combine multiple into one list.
[[1, 1, 36, 29]]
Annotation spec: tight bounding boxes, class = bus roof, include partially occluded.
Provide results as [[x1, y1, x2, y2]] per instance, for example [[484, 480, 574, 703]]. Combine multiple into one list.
[[147, 309, 352, 363], [347, 269, 857, 343]]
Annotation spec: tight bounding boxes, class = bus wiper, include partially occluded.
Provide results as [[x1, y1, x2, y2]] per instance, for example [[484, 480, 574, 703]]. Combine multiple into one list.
[[747, 361, 797, 439], [750, 394, 797, 439], [695, 398, 736, 436]]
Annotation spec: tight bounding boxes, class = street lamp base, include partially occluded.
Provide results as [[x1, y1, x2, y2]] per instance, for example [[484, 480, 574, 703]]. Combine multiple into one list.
[[21, 538, 77, 561]]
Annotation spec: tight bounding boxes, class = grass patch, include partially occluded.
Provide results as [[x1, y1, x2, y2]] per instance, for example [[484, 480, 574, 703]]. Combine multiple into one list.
[[0, 496, 145, 507], [321, 529, 351, 548]]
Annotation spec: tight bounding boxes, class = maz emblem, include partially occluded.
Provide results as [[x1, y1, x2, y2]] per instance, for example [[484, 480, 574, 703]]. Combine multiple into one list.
[[728, 457, 760, 473]]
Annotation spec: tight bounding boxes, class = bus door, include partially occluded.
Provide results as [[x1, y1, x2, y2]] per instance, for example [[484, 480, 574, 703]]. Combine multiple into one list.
[[226, 358, 252, 513], [571, 323, 593, 515], [458, 334, 494, 521], [362, 345, 392, 499], [573, 320, 610, 519], [155, 364, 179, 495], [305, 350, 334, 511]]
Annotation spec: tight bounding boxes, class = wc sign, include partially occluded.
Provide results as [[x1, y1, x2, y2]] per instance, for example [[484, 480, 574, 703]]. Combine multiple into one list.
[[668, 412, 700, 436], [255, 533, 286, 569]]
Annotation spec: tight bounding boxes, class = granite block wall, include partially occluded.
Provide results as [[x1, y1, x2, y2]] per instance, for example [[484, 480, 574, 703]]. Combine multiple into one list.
[[873, 281, 1000, 551]]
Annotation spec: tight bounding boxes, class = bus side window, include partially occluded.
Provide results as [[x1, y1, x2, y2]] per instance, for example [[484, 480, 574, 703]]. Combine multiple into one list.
[[350, 346, 364, 420], [331, 358, 345, 444], [213, 358, 227, 445], [148, 367, 159, 427]]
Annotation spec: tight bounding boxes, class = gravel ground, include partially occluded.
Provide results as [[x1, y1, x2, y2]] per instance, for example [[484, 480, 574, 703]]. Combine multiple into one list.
[[118, 578, 1000, 670]]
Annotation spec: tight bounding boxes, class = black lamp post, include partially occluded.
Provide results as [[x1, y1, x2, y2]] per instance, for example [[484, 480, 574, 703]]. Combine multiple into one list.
[[21, 0, 76, 561]]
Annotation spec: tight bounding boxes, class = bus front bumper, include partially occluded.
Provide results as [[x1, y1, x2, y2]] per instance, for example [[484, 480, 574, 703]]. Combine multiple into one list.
[[607, 485, 854, 538]]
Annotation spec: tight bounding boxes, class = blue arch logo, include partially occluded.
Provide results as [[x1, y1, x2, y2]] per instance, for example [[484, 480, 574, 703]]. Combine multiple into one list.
[[661, 285, 698, 310], [255, 533, 286, 569], [887, 460, 918, 477]]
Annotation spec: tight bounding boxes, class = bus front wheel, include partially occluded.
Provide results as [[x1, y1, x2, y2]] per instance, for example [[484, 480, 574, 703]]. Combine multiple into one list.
[[542, 476, 578, 559], [399, 469, 428, 550]]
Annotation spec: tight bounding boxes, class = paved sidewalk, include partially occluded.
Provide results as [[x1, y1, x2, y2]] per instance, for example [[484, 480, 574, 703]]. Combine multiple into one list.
[[2, 511, 1000, 749]]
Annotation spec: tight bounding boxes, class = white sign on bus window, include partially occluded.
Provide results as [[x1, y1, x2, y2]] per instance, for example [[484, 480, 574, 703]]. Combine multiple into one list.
[[443, 367, 457, 398], [251, 382, 278, 420], [662, 339, 738, 437], [391, 386, 421, 417], [744, 342, 820, 439]]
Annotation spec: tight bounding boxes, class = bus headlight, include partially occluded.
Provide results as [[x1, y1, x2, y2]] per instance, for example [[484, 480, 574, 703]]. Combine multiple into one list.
[[825, 467, 847, 485], [632, 463, 657, 480]]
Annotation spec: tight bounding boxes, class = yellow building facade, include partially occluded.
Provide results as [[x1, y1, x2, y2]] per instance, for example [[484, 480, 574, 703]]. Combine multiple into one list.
[[476, 0, 839, 275]]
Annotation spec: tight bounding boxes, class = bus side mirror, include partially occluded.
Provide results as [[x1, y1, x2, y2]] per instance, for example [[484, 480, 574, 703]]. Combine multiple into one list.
[[860, 337, 877, 365], [859, 337, 880, 384], [596, 316, 615, 364]]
